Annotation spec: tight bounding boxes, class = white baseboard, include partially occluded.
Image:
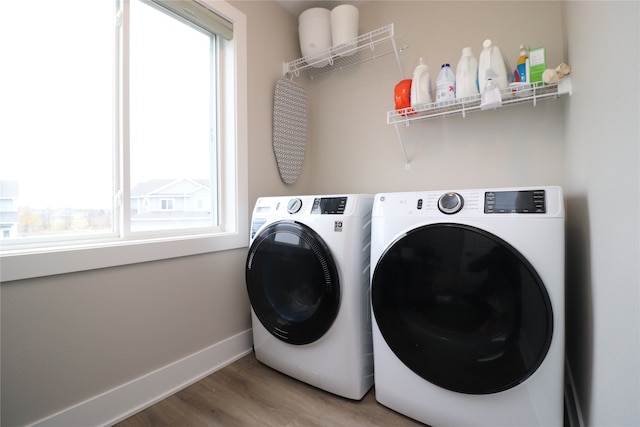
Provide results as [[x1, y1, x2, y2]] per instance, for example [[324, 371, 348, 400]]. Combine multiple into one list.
[[29, 329, 253, 427]]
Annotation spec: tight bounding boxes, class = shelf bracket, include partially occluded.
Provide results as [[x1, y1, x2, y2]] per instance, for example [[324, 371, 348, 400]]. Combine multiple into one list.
[[393, 122, 410, 169], [389, 30, 405, 80]]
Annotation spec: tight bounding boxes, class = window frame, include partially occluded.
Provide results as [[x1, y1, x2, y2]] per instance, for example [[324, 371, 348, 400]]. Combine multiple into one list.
[[0, 0, 248, 282]]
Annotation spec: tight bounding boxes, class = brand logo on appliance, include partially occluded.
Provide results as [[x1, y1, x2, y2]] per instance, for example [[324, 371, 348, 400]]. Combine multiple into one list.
[[334, 221, 343, 232]]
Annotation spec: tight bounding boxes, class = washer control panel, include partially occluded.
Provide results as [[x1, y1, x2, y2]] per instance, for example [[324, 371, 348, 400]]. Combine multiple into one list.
[[485, 190, 546, 214], [373, 187, 561, 219]]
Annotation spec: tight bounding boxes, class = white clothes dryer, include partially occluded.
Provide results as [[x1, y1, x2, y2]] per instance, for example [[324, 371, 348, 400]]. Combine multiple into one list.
[[246, 194, 374, 400], [370, 187, 565, 426]]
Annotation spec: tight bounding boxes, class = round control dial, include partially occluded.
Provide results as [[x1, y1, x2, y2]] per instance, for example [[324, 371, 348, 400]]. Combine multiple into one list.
[[287, 198, 303, 214], [438, 192, 464, 214]]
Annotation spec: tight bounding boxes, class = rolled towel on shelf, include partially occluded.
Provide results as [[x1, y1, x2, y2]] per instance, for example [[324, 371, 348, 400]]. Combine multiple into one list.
[[542, 63, 571, 84]]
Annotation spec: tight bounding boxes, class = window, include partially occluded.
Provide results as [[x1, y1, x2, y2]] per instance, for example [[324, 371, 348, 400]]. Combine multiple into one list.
[[0, 0, 248, 281], [160, 199, 175, 211]]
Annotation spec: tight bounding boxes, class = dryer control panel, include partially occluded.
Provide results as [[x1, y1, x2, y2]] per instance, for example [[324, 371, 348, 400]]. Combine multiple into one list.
[[485, 190, 546, 214], [311, 197, 347, 214]]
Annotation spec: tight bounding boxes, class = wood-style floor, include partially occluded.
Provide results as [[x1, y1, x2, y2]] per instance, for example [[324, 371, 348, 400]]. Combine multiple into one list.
[[114, 351, 424, 426]]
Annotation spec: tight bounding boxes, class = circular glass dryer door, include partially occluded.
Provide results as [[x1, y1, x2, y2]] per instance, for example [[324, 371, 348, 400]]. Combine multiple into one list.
[[371, 223, 553, 394], [246, 220, 340, 345]]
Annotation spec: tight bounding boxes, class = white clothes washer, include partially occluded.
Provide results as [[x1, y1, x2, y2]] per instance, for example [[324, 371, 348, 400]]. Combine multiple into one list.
[[246, 194, 374, 400], [370, 187, 565, 426]]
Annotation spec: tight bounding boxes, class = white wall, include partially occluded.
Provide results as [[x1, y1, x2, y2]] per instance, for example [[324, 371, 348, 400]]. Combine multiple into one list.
[[239, 1, 317, 203], [304, 1, 567, 194], [563, 1, 640, 425]]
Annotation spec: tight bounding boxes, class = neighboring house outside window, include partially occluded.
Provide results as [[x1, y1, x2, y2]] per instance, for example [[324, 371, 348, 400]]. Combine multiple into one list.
[[131, 179, 211, 231]]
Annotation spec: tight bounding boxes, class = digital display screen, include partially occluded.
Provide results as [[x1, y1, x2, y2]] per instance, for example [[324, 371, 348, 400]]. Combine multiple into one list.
[[485, 190, 545, 214], [311, 197, 347, 214]]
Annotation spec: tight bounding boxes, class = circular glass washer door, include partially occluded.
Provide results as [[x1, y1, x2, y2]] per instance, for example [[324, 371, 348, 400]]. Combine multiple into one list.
[[371, 223, 553, 394], [246, 220, 340, 345]]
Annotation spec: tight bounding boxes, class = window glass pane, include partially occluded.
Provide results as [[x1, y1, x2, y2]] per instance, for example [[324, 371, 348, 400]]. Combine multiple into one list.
[[0, 1, 114, 240], [129, 0, 215, 232]]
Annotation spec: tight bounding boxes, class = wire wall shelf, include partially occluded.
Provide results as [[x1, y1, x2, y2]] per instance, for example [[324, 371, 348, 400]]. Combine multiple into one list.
[[388, 75, 572, 169], [388, 76, 572, 125], [284, 23, 407, 80]]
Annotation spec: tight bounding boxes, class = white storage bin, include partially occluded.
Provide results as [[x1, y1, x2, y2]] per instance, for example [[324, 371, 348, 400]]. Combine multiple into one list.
[[299, 7, 332, 68]]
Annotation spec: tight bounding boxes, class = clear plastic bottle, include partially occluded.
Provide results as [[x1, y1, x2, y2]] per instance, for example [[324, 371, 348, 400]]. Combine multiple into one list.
[[478, 39, 509, 93], [435, 63, 456, 105], [410, 58, 433, 107], [455, 47, 479, 100], [480, 76, 502, 110]]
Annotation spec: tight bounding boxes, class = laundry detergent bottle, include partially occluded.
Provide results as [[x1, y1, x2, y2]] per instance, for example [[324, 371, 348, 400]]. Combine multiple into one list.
[[410, 57, 433, 107], [455, 47, 479, 99], [478, 39, 509, 93], [435, 63, 455, 105], [514, 44, 529, 82]]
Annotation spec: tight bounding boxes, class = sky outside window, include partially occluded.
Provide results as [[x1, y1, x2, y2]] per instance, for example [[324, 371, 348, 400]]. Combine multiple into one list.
[[1, 0, 114, 210], [1, 0, 215, 238], [129, 0, 213, 187]]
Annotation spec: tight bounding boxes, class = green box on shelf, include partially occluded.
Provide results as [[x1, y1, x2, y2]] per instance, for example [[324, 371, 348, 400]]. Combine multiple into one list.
[[529, 46, 546, 83]]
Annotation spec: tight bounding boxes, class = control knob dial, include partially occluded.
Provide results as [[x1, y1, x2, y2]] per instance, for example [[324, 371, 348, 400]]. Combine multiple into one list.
[[287, 198, 303, 214], [438, 192, 464, 214]]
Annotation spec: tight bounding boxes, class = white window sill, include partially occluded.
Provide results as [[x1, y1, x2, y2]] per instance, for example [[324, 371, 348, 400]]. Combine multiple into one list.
[[0, 232, 247, 282]]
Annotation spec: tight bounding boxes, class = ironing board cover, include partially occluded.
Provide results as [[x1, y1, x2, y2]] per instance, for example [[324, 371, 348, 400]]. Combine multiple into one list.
[[273, 77, 308, 184]]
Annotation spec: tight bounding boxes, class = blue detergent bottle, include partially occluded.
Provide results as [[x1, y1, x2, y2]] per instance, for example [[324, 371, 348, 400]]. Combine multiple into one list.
[[514, 44, 529, 82]]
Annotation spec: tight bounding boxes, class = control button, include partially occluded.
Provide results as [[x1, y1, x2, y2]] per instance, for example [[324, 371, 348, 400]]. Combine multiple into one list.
[[287, 198, 303, 214], [438, 192, 464, 214]]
